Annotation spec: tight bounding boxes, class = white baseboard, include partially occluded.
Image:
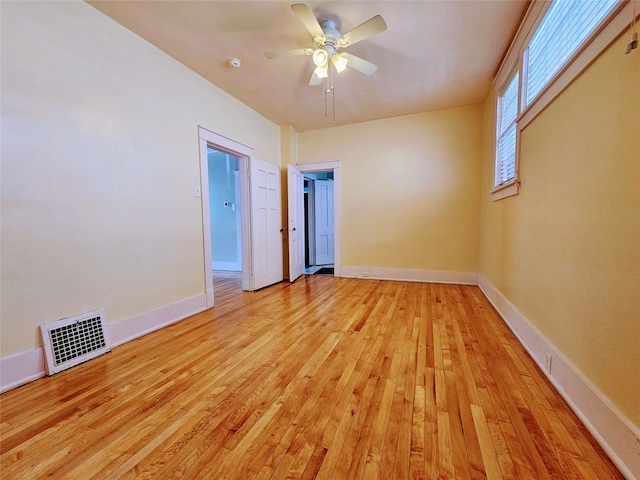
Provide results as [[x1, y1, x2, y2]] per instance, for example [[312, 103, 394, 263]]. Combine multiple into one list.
[[0, 348, 46, 393], [212, 261, 242, 271], [340, 265, 478, 285], [109, 293, 208, 347], [478, 276, 640, 480], [1, 293, 209, 394], [206, 287, 214, 308]]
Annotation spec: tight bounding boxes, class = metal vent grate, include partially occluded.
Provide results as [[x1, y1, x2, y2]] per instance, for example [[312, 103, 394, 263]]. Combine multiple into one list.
[[41, 309, 111, 375]]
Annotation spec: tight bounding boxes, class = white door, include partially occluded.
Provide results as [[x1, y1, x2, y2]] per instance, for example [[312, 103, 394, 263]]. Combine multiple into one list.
[[315, 180, 334, 265], [250, 157, 283, 290], [287, 164, 305, 282]]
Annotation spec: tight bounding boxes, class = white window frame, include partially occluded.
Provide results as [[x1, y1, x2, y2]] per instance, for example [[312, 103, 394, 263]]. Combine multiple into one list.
[[491, 0, 631, 201], [492, 69, 521, 200]]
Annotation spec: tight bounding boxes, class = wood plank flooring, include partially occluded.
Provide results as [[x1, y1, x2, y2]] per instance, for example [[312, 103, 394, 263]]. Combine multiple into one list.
[[0, 274, 623, 479]]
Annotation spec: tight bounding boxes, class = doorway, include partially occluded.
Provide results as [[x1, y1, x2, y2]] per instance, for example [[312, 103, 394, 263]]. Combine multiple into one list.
[[207, 148, 243, 299], [304, 171, 334, 275], [199, 127, 284, 307], [198, 127, 252, 307], [295, 161, 341, 278], [207, 149, 242, 273]]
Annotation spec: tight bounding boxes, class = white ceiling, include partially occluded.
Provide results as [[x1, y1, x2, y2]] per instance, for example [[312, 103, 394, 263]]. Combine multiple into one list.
[[87, 1, 529, 132]]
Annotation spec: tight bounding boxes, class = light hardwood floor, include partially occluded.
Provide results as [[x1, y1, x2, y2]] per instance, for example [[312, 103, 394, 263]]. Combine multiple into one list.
[[1, 274, 623, 479]]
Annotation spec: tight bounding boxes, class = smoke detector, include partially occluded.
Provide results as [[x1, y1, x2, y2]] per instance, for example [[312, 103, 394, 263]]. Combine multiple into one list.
[[228, 58, 241, 68]]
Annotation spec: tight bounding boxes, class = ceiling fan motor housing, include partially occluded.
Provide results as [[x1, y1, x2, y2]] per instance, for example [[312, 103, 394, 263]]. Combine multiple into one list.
[[318, 20, 342, 48]]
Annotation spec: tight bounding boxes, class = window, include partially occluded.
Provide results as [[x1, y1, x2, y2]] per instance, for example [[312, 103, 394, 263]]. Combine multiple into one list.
[[492, 0, 624, 200], [523, 0, 618, 106], [495, 71, 519, 188]]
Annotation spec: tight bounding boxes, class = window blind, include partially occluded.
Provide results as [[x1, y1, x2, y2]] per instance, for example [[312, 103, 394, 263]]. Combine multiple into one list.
[[495, 72, 519, 186], [524, 0, 618, 106]]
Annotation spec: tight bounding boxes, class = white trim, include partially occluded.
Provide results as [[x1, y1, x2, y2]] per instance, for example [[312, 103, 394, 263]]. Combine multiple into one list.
[[200, 137, 215, 305], [1, 293, 208, 393], [478, 276, 640, 480], [340, 266, 478, 285], [495, 0, 549, 88], [239, 157, 252, 291], [494, 69, 520, 191], [109, 293, 208, 347], [198, 126, 254, 299], [490, 181, 520, 201], [0, 348, 46, 393], [296, 161, 342, 278], [198, 127, 254, 156]]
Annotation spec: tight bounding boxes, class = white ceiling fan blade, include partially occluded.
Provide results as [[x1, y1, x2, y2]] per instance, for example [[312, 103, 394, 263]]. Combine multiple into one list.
[[339, 15, 387, 48], [343, 53, 378, 76], [264, 48, 313, 59], [291, 3, 325, 43], [309, 71, 323, 86]]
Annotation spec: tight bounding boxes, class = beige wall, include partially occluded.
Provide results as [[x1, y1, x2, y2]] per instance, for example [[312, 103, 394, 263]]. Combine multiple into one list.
[[296, 106, 483, 273], [480, 35, 640, 425], [1, 1, 280, 356]]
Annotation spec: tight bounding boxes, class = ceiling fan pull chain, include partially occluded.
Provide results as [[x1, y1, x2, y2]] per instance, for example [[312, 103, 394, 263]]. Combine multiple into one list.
[[324, 84, 328, 117], [331, 67, 336, 122], [332, 84, 336, 122]]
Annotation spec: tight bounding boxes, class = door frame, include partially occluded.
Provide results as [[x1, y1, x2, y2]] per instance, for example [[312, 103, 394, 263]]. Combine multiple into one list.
[[304, 176, 317, 267], [296, 161, 341, 277], [198, 127, 253, 306]]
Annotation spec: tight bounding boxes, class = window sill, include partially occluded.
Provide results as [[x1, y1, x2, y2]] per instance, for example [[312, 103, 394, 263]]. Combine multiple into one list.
[[491, 181, 519, 201]]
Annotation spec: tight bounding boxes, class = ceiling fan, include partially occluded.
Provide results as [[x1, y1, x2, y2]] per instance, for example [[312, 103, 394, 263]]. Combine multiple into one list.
[[265, 3, 387, 86]]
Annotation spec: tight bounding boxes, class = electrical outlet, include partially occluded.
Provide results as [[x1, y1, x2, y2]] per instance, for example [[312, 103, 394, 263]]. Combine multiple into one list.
[[544, 352, 552, 373], [362, 271, 370, 277]]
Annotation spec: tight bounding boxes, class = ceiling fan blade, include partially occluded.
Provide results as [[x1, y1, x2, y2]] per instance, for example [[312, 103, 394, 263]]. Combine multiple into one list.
[[309, 71, 323, 86], [344, 53, 378, 76], [291, 3, 325, 43], [339, 15, 387, 48], [264, 48, 313, 59]]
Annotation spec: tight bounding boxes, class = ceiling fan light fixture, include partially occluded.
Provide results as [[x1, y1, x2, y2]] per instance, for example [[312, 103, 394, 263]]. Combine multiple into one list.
[[314, 63, 328, 79], [312, 48, 329, 67], [331, 53, 348, 73]]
